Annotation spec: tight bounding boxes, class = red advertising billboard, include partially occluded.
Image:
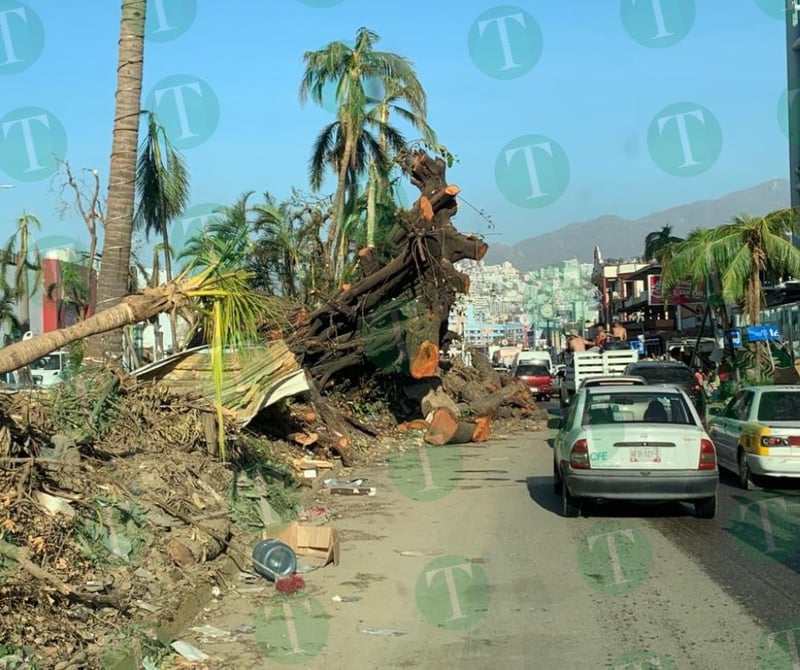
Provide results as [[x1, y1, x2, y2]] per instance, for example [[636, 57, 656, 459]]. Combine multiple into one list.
[[647, 275, 705, 306]]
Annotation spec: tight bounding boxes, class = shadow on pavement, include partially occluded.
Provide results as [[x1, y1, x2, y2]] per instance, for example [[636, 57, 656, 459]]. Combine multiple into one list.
[[524, 476, 697, 519]]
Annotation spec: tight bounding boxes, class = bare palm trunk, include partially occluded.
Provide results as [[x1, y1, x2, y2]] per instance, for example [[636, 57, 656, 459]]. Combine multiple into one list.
[[162, 229, 180, 353], [366, 162, 377, 248], [331, 132, 355, 279], [90, 0, 147, 363]]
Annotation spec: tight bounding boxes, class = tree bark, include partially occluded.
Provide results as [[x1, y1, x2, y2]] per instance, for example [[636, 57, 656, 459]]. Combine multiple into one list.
[[90, 0, 147, 363]]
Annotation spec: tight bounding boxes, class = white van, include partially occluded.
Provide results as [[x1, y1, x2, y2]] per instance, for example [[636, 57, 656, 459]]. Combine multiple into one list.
[[511, 350, 554, 375]]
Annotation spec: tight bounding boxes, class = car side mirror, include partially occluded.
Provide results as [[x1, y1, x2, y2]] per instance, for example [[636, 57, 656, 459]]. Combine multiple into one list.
[[548, 417, 563, 430]]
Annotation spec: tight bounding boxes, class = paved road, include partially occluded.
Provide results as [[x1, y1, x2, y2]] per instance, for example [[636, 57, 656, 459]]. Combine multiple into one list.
[[186, 422, 800, 670]]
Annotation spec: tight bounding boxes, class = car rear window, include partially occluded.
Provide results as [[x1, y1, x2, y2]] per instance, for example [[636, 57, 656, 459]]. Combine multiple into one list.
[[757, 392, 800, 421], [632, 367, 693, 385], [583, 390, 696, 426], [516, 365, 549, 376]]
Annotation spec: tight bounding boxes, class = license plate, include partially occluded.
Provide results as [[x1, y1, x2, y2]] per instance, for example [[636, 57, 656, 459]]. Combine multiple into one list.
[[630, 447, 661, 463]]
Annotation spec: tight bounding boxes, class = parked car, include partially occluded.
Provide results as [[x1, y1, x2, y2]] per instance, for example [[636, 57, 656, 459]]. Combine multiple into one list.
[[708, 385, 800, 489], [623, 361, 703, 409], [578, 375, 647, 390], [511, 363, 553, 401], [552, 384, 718, 518]]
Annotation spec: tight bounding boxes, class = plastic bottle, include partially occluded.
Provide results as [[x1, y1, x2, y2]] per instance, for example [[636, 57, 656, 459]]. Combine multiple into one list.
[[251, 540, 297, 581]]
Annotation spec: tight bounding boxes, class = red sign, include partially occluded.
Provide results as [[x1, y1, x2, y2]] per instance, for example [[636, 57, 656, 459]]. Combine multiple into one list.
[[648, 275, 705, 306]]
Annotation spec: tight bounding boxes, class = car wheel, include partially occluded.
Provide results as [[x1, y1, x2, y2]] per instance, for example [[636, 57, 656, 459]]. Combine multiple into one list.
[[544, 395, 551, 402], [553, 460, 562, 495], [560, 470, 580, 518], [694, 492, 717, 519], [737, 449, 754, 491]]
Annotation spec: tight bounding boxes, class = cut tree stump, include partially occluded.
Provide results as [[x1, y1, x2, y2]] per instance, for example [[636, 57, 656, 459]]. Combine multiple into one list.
[[424, 407, 479, 446], [472, 416, 492, 442]]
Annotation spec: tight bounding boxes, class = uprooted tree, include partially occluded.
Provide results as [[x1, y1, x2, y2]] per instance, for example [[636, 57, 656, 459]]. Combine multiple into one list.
[[0, 150, 540, 461]]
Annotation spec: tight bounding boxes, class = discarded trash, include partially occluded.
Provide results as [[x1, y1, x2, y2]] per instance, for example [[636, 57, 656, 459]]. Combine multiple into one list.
[[252, 539, 297, 581], [332, 595, 361, 603], [323, 478, 365, 487], [360, 628, 406, 637], [211, 585, 222, 598], [233, 624, 256, 635], [266, 521, 340, 567], [275, 574, 306, 594], [396, 550, 427, 557], [190, 624, 230, 639], [170, 640, 209, 662]]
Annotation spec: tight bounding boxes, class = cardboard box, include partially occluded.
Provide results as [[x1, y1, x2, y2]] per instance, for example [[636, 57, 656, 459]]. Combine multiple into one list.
[[267, 521, 340, 567]]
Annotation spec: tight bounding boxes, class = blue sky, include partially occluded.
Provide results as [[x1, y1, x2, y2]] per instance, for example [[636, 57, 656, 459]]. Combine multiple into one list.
[[0, 0, 791, 258]]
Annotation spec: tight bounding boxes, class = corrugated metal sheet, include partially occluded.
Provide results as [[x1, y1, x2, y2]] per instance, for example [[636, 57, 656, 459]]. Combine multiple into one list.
[[131, 341, 309, 426]]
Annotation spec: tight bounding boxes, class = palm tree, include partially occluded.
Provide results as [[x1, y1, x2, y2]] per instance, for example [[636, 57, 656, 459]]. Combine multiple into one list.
[[134, 111, 191, 351], [662, 210, 800, 325], [299, 27, 428, 276], [643, 223, 683, 264], [178, 192, 254, 275], [363, 79, 437, 249], [92, 0, 147, 361], [2, 212, 42, 336]]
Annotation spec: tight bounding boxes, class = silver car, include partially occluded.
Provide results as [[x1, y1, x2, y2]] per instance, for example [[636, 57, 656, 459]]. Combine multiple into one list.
[[552, 385, 718, 518]]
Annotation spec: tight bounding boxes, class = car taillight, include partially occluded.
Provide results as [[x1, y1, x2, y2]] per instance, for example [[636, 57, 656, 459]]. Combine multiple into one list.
[[760, 435, 788, 447], [698, 439, 716, 470], [570, 439, 590, 469]]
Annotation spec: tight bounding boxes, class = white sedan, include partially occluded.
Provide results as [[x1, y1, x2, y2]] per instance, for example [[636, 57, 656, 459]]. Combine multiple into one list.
[[552, 384, 718, 518]]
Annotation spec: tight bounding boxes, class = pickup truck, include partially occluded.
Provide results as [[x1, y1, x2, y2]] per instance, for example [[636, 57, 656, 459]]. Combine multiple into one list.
[[559, 349, 640, 408]]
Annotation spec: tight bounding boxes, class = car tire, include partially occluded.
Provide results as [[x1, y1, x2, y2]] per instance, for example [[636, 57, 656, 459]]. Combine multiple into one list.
[[737, 449, 754, 491], [560, 469, 580, 518], [553, 460, 562, 495], [694, 492, 717, 519]]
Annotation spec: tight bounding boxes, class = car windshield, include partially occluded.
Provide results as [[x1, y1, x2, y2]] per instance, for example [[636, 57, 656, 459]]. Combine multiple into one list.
[[30, 354, 63, 371], [516, 365, 549, 376], [583, 390, 696, 426], [757, 392, 800, 422], [633, 367, 693, 384]]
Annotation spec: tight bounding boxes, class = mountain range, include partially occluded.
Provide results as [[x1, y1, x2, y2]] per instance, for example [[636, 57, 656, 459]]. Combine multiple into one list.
[[483, 179, 791, 271]]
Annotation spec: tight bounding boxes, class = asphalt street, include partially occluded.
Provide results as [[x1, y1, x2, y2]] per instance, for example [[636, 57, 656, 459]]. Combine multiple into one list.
[[185, 411, 800, 670]]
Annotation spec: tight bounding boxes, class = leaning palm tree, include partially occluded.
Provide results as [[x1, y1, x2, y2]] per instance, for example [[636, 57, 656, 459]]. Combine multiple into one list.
[[134, 111, 191, 351], [2, 212, 42, 336], [92, 0, 147, 362], [663, 210, 800, 326], [643, 223, 683, 264], [300, 27, 428, 276]]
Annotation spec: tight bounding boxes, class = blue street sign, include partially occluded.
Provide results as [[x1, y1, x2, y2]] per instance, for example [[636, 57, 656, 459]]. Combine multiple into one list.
[[726, 329, 742, 349], [630, 340, 644, 355], [746, 324, 781, 342]]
